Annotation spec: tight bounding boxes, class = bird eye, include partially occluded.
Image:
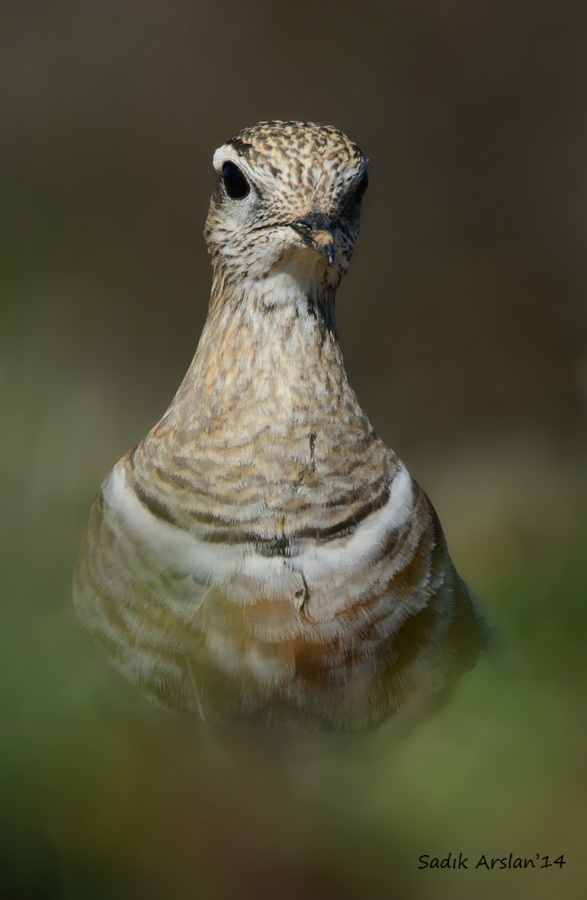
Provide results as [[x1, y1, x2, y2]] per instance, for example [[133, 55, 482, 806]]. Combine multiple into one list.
[[222, 162, 250, 199], [354, 170, 369, 200]]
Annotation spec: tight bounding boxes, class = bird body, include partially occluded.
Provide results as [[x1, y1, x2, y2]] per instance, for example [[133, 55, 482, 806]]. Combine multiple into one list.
[[74, 121, 487, 731]]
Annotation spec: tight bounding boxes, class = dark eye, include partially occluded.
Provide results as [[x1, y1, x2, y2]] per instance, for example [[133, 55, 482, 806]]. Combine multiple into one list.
[[354, 170, 369, 201], [222, 161, 250, 199]]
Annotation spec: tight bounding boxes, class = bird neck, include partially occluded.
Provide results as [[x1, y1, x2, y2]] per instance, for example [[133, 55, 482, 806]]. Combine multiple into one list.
[[146, 265, 389, 525], [179, 267, 350, 413]]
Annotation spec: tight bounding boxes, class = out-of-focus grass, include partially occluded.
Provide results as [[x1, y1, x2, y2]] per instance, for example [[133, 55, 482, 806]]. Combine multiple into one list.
[[1, 359, 586, 899]]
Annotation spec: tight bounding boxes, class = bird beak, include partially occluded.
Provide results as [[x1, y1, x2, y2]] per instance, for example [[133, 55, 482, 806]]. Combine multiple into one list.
[[290, 213, 336, 265]]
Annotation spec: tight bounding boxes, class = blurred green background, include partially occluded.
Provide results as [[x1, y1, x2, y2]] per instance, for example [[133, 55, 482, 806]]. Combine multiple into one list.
[[2, 2, 586, 898]]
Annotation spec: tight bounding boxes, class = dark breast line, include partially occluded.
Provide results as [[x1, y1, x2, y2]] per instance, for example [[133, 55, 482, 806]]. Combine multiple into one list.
[[132, 479, 392, 557]]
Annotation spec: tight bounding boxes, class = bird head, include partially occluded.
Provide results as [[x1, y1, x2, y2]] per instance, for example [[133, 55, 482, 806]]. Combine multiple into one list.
[[204, 121, 368, 295]]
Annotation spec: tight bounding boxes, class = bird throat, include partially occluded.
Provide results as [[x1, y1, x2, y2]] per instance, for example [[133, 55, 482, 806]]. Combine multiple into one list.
[[186, 273, 353, 435]]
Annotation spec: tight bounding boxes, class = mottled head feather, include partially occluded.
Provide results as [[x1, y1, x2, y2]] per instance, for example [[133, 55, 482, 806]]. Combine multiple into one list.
[[223, 120, 365, 194], [205, 121, 369, 293]]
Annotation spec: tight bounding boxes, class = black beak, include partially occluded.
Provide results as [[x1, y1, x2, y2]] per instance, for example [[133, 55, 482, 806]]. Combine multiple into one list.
[[290, 213, 336, 265]]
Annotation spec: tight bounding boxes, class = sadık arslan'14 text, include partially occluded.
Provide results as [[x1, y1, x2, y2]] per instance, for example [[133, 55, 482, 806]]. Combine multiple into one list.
[[418, 852, 566, 870]]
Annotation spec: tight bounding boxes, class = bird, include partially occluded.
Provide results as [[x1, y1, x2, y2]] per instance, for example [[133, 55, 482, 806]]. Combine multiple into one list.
[[74, 120, 488, 732]]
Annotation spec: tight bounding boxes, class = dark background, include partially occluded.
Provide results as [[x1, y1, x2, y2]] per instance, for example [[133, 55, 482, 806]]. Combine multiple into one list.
[[2, 2, 586, 898]]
